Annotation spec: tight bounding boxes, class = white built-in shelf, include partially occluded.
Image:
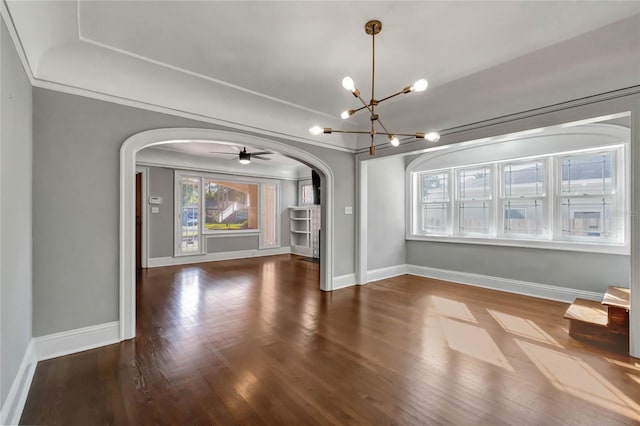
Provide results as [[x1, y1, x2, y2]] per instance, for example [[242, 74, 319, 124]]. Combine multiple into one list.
[[289, 206, 320, 258]]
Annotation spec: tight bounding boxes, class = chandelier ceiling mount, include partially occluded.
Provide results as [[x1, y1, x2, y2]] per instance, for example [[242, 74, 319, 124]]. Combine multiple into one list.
[[309, 19, 440, 156]]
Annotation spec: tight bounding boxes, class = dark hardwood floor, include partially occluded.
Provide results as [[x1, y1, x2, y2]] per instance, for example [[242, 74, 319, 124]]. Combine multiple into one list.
[[20, 254, 640, 425]]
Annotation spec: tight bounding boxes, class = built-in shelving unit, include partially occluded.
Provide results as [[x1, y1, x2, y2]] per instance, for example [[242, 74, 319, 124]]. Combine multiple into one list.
[[289, 206, 320, 257]]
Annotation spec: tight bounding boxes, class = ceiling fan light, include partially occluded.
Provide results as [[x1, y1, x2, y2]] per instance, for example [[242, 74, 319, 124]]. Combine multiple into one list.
[[239, 148, 251, 164], [309, 126, 323, 135], [342, 76, 356, 92], [411, 79, 428, 92], [424, 131, 440, 142], [389, 135, 400, 147]]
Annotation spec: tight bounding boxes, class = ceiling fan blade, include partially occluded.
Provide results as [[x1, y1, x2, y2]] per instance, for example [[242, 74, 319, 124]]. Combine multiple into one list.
[[252, 155, 272, 161], [208, 151, 235, 155], [250, 151, 273, 156]]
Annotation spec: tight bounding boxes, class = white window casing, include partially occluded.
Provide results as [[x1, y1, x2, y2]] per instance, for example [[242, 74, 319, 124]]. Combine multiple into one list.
[[406, 123, 629, 255]]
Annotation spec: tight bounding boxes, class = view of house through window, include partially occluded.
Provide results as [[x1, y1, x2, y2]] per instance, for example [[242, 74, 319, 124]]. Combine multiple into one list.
[[204, 180, 258, 231], [175, 172, 280, 256]]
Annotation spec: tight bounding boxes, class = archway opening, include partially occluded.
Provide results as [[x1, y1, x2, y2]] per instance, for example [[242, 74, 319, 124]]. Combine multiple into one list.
[[120, 128, 335, 340]]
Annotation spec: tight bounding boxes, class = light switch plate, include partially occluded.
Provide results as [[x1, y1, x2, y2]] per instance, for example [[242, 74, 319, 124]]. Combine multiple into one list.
[[151, 206, 159, 214], [345, 206, 353, 215]]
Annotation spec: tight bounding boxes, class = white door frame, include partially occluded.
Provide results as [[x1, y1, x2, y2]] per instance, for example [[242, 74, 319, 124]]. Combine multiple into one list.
[[135, 166, 148, 269], [120, 128, 335, 340]]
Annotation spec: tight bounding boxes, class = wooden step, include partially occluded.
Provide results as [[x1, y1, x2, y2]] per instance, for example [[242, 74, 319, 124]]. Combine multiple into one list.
[[602, 286, 630, 329], [564, 298, 628, 351], [602, 286, 630, 310], [564, 298, 607, 326]]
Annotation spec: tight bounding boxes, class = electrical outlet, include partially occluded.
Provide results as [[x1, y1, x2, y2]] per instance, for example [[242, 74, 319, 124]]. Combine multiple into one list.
[[151, 206, 159, 214], [345, 206, 353, 215]]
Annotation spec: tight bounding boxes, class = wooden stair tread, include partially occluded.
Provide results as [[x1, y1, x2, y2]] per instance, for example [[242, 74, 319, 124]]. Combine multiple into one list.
[[563, 298, 608, 326], [602, 286, 630, 310]]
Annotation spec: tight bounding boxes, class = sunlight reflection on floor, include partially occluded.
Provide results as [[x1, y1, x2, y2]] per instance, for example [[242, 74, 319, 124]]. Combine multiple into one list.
[[440, 317, 514, 372], [431, 296, 478, 323], [604, 357, 640, 372], [488, 309, 561, 347], [515, 339, 640, 421]]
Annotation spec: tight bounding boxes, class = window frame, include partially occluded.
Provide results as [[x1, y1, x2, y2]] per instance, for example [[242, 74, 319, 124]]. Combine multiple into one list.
[[419, 170, 452, 236], [498, 157, 549, 240], [408, 144, 628, 255], [174, 170, 281, 257], [553, 148, 624, 244]]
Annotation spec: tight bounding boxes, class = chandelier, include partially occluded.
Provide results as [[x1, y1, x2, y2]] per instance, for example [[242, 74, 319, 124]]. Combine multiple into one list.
[[309, 19, 440, 155]]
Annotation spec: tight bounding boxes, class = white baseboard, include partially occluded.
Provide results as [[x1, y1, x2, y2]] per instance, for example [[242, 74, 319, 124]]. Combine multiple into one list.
[[34, 321, 120, 362], [332, 273, 357, 290], [1, 340, 36, 426], [148, 246, 291, 267], [367, 264, 408, 283], [406, 264, 604, 303]]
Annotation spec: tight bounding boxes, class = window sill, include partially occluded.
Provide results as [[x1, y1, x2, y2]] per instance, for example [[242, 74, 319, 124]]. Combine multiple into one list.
[[406, 234, 629, 255], [204, 230, 260, 238]]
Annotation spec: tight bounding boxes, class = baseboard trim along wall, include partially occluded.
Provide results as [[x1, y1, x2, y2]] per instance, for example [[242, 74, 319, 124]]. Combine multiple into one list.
[[2, 321, 120, 425], [148, 246, 292, 268], [1, 341, 37, 426], [34, 321, 120, 361], [405, 264, 604, 303], [332, 273, 357, 290], [367, 264, 409, 283]]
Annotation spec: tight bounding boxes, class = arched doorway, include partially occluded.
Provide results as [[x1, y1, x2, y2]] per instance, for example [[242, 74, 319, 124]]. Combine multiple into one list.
[[119, 128, 335, 340]]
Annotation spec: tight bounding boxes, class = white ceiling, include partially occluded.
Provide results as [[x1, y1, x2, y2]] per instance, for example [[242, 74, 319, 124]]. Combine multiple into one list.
[[151, 141, 304, 167], [4, 1, 640, 152]]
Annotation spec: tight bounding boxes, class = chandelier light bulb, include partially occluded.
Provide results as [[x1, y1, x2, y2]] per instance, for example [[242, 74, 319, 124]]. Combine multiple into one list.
[[309, 126, 323, 135], [239, 158, 250, 165], [411, 79, 428, 92], [424, 131, 440, 142], [389, 135, 400, 147], [342, 76, 356, 92], [341, 110, 351, 119]]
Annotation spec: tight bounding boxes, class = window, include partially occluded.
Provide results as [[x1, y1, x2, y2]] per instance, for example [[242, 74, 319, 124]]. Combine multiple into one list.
[[204, 180, 258, 231], [299, 180, 314, 205], [175, 172, 280, 256], [420, 172, 449, 234], [261, 183, 279, 248], [500, 159, 546, 237], [176, 176, 201, 255], [457, 167, 492, 235], [558, 151, 619, 241], [410, 145, 625, 252]]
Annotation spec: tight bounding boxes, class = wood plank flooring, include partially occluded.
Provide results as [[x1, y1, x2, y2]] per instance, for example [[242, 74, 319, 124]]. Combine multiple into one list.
[[20, 255, 640, 425]]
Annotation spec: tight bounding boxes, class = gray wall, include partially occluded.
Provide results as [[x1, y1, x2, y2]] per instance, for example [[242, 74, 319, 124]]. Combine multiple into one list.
[[145, 165, 297, 257], [403, 124, 631, 293], [1, 19, 33, 409], [407, 241, 629, 293], [33, 88, 355, 336], [367, 156, 406, 270], [147, 166, 173, 258]]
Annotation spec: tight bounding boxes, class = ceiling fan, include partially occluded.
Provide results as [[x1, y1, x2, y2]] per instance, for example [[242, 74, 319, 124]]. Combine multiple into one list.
[[208, 146, 273, 164]]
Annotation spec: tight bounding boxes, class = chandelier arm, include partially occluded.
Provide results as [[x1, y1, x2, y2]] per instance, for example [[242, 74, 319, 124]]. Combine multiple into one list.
[[375, 116, 392, 136], [355, 93, 375, 114], [327, 129, 374, 135], [376, 89, 408, 105], [371, 25, 376, 105]]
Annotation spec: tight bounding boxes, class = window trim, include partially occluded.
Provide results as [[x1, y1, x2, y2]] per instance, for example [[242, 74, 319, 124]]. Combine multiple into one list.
[[174, 170, 282, 257], [407, 144, 628, 255]]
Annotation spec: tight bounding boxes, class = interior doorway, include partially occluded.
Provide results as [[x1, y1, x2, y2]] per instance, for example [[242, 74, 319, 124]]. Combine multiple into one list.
[[135, 172, 142, 271]]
